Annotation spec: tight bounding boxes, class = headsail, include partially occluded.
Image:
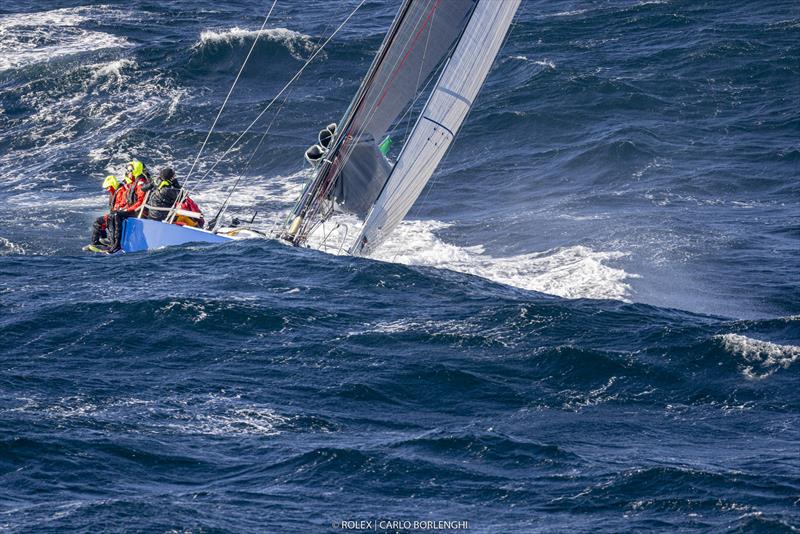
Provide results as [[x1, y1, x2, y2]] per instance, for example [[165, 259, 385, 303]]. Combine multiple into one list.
[[285, 0, 477, 244], [351, 0, 521, 255]]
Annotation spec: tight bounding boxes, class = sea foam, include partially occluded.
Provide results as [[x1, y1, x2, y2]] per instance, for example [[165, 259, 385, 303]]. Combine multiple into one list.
[[717, 333, 800, 380], [0, 7, 129, 72], [194, 27, 316, 60]]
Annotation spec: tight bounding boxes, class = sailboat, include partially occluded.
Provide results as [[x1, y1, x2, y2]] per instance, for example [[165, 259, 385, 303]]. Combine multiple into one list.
[[119, 0, 521, 255]]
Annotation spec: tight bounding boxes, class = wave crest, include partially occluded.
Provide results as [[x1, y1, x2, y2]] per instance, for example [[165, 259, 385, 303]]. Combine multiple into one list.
[[194, 27, 316, 60], [0, 7, 129, 72], [716, 333, 800, 380], [306, 216, 635, 301]]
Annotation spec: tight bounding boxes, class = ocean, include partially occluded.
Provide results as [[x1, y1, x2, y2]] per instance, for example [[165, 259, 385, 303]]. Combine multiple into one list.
[[0, 0, 798, 531]]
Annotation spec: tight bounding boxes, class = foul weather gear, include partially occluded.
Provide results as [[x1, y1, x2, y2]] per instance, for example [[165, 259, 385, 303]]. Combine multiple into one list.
[[90, 177, 126, 246], [175, 196, 205, 228], [124, 176, 148, 213], [126, 160, 144, 179], [103, 175, 120, 191], [105, 210, 133, 253], [111, 185, 128, 211], [145, 182, 181, 222]]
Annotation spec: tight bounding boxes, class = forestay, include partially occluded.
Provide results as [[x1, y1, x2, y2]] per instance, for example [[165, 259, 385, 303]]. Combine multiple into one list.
[[331, 0, 476, 216], [350, 0, 521, 255], [286, 0, 477, 243]]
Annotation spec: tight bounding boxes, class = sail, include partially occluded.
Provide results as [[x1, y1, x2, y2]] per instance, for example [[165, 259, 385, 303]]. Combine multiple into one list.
[[285, 0, 477, 244], [350, 0, 520, 256], [329, 0, 477, 217]]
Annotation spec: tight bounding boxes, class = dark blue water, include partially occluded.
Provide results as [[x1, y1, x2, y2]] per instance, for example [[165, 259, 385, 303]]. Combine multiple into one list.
[[1, 1, 798, 531]]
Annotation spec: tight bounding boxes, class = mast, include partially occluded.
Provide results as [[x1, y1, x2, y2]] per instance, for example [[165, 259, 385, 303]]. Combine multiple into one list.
[[351, 0, 521, 256], [284, 0, 478, 245], [282, 0, 414, 241]]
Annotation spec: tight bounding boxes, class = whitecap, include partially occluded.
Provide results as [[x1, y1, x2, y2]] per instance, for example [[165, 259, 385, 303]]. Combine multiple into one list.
[[194, 27, 317, 60], [304, 216, 635, 301], [508, 56, 555, 69], [534, 59, 556, 69], [0, 7, 129, 72], [0, 237, 26, 255], [548, 9, 589, 18], [88, 58, 136, 85], [717, 333, 800, 380], [192, 169, 309, 210]]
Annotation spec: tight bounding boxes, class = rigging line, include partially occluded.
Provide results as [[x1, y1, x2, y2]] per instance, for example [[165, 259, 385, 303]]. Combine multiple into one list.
[[209, 89, 292, 231], [186, 0, 368, 196], [184, 0, 278, 186], [331, 0, 439, 168], [314, 0, 460, 214], [312, 25, 448, 234], [394, 32, 452, 143], [340, 11, 476, 247], [294, 0, 442, 240], [402, 1, 434, 142], [254, 16, 332, 234], [288, 0, 415, 227]]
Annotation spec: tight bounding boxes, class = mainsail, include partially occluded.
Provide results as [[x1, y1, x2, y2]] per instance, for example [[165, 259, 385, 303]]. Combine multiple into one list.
[[351, 0, 521, 255], [284, 0, 520, 254]]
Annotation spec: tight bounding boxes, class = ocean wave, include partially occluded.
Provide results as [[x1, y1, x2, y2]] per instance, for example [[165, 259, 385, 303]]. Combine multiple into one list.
[[193, 27, 316, 61], [509, 56, 556, 69], [345, 317, 515, 349], [303, 216, 635, 301], [716, 333, 800, 380], [0, 55, 186, 188], [88, 59, 137, 85], [0, 237, 26, 255], [7, 393, 289, 437], [191, 169, 310, 221], [391, 432, 581, 466], [0, 7, 129, 72]]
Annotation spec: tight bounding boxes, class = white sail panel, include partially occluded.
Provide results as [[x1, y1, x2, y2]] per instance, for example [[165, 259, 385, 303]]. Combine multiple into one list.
[[350, 0, 521, 256], [285, 0, 476, 245]]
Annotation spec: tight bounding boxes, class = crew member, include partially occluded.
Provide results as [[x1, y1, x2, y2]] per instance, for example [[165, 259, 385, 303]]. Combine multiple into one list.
[[175, 194, 205, 228], [123, 160, 150, 215], [105, 159, 150, 253], [144, 167, 181, 222], [88, 175, 125, 247]]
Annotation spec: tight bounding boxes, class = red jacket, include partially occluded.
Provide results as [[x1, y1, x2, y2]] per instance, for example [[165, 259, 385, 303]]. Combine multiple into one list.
[[124, 177, 148, 212], [111, 186, 128, 211], [100, 187, 129, 229], [176, 196, 205, 227]]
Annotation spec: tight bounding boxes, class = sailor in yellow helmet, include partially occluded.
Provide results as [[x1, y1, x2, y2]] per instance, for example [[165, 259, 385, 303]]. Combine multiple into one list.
[[124, 160, 146, 184], [121, 160, 150, 212], [86, 174, 126, 251], [98, 159, 153, 253]]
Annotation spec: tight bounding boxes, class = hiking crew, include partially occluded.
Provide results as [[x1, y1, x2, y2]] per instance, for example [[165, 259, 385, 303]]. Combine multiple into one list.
[[88, 175, 126, 248], [87, 160, 207, 253], [105, 160, 151, 253]]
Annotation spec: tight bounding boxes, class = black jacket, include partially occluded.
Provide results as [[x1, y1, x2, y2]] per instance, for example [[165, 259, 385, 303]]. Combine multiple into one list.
[[146, 184, 181, 221]]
